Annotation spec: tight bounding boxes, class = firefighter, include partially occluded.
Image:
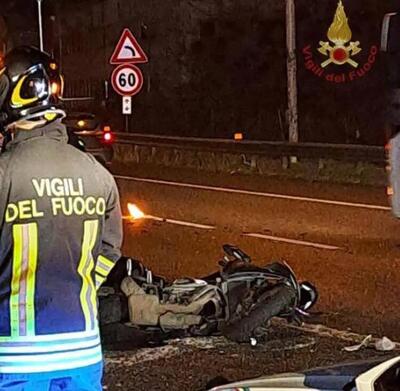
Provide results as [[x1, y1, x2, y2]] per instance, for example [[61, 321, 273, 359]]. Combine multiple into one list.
[[0, 46, 122, 389]]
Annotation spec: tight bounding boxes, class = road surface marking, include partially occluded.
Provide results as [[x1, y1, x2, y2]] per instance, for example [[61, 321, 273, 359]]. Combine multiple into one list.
[[123, 214, 215, 230], [244, 232, 342, 251], [105, 345, 180, 366], [278, 319, 400, 350], [123, 214, 341, 250], [114, 175, 390, 211], [105, 336, 317, 366]]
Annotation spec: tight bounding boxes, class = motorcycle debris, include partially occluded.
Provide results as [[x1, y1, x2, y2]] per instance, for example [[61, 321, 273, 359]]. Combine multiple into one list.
[[343, 335, 372, 352], [375, 336, 396, 351], [250, 338, 258, 346]]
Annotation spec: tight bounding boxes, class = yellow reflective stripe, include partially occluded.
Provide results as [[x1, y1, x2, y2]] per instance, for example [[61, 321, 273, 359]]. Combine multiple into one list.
[[10, 225, 23, 337], [87, 222, 98, 325], [95, 274, 106, 290], [10, 224, 39, 338], [95, 255, 115, 290], [77, 220, 98, 330], [26, 224, 38, 336], [97, 255, 114, 269], [11, 75, 39, 108], [44, 113, 57, 121], [95, 264, 109, 277]]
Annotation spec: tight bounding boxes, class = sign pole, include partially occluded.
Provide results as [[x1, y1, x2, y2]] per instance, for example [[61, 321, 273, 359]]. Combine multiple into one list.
[[286, 0, 298, 162], [110, 28, 148, 133], [122, 96, 133, 133], [37, 0, 44, 51]]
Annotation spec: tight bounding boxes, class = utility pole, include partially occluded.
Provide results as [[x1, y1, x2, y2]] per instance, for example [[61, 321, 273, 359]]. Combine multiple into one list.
[[286, 0, 299, 156], [37, 0, 44, 51]]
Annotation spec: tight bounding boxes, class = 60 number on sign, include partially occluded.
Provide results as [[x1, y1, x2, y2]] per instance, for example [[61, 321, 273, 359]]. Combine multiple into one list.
[[111, 64, 144, 97]]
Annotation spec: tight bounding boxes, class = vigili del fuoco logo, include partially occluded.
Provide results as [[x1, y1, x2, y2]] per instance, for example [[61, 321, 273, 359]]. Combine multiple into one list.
[[302, 0, 378, 83]]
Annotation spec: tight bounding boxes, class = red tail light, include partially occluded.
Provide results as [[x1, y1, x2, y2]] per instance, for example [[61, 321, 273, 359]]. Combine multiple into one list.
[[103, 125, 113, 143], [103, 132, 113, 143]]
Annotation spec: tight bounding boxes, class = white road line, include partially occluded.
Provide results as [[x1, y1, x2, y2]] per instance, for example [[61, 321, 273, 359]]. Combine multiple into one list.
[[244, 232, 342, 251], [124, 214, 341, 250], [123, 215, 215, 230], [114, 175, 390, 211]]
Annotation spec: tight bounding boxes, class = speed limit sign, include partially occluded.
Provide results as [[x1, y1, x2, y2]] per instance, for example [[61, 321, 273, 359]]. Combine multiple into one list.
[[111, 64, 144, 96]]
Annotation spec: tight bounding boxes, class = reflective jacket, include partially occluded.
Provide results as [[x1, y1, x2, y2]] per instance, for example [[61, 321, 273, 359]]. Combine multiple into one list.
[[0, 120, 122, 373]]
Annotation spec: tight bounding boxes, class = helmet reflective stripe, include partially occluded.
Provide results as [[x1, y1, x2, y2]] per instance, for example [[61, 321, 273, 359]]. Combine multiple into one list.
[[77, 220, 99, 331], [44, 112, 57, 121], [10, 74, 39, 108]]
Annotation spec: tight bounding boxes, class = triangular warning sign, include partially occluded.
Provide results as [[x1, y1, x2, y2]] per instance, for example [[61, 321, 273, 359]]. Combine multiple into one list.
[[110, 28, 148, 64]]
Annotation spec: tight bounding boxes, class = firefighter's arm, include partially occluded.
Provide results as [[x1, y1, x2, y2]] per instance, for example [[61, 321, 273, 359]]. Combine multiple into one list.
[[95, 177, 123, 290]]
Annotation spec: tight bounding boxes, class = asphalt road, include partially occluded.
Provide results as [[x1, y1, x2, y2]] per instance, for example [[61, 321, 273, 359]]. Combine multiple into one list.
[[112, 163, 400, 340], [103, 326, 395, 391]]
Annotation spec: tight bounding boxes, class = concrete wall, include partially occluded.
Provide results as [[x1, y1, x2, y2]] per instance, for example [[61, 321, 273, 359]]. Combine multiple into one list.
[[56, 0, 394, 145], [113, 142, 386, 187]]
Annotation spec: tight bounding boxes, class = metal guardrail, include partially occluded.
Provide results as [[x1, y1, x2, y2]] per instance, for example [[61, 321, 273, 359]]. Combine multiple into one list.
[[112, 132, 386, 165]]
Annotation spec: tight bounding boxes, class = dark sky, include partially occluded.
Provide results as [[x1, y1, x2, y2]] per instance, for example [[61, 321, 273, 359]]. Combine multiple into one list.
[[4, 0, 35, 21], [2, 0, 43, 47]]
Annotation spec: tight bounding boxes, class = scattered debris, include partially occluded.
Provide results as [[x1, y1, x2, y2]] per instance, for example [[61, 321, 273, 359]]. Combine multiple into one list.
[[278, 338, 316, 352], [106, 345, 181, 367], [250, 338, 257, 346], [274, 319, 400, 351], [375, 337, 396, 352], [105, 333, 317, 368], [169, 336, 229, 350], [104, 330, 394, 391], [344, 335, 372, 352]]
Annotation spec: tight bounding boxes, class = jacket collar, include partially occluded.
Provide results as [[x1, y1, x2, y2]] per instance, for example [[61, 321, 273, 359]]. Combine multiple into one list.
[[6, 119, 68, 150]]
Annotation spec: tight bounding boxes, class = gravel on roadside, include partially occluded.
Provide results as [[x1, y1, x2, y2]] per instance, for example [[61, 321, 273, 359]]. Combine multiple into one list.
[[103, 326, 395, 391]]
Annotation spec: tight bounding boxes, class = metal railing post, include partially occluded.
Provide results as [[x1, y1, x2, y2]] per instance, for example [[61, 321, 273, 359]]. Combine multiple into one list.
[[286, 0, 299, 162]]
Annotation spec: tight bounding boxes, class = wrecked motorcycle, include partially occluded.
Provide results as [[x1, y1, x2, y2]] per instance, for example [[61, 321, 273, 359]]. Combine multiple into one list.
[[99, 245, 317, 344]]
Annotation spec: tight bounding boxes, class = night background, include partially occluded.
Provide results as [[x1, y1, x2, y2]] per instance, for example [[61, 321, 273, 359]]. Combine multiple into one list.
[[2, 2, 400, 390], [1, 0, 397, 144]]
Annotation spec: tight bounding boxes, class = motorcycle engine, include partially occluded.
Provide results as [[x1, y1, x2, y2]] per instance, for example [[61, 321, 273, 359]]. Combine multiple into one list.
[[122, 277, 220, 329]]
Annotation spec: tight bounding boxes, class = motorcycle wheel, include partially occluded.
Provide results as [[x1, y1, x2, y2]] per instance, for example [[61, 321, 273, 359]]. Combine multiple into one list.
[[221, 284, 296, 343]]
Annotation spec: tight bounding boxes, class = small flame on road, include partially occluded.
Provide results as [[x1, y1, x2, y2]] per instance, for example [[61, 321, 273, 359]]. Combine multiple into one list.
[[127, 203, 145, 219]]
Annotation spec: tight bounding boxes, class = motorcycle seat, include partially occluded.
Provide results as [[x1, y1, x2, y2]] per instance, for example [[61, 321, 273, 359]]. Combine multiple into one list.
[[223, 263, 283, 276]]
